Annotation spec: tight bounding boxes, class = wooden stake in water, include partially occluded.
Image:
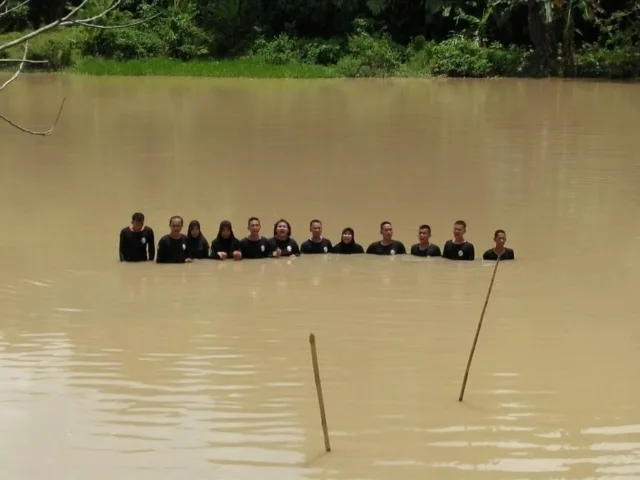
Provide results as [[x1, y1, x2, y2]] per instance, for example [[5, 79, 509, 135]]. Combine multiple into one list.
[[458, 257, 501, 402], [309, 333, 331, 452]]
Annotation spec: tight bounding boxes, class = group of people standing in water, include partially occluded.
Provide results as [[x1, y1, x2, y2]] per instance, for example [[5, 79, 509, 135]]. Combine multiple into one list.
[[118, 213, 515, 264]]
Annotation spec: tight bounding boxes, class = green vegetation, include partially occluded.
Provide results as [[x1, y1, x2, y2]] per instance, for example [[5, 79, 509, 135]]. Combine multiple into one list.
[[2, 0, 640, 79]]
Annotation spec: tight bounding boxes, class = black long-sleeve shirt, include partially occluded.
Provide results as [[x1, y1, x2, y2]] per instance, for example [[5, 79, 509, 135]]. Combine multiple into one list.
[[267, 237, 300, 257], [119, 227, 155, 262], [156, 234, 190, 264], [239, 236, 271, 259], [300, 238, 333, 254], [442, 240, 475, 260], [366, 240, 407, 255], [186, 235, 209, 259]]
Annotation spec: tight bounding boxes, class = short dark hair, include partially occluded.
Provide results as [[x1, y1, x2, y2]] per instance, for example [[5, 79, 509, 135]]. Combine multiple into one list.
[[131, 212, 145, 222], [310, 219, 322, 227], [454, 220, 467, 229], [419, 224, 431, 234], [494, 229, 506, 238], [248, 217, 260, 226], [380, 221, 392, 230], [169, 215, 183, 226]]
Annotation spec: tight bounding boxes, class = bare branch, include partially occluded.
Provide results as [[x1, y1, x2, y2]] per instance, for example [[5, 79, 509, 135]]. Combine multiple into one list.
[[0, 0, 96, 52], [0, 41, 28, 91], [0, 97, 66, 136], [0, 0, 162, 136], [0, 0, 29, 20], [0, 58, 48, 64]]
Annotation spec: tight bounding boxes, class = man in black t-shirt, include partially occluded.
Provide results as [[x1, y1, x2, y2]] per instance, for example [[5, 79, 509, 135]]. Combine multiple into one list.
[[442, 220, 475, 261], [483, 229, 515, 260], [301, 219, 333, 254], [119, 212, 155, 262], [410, 224, 441, 257], [366, 221, 407, 256]]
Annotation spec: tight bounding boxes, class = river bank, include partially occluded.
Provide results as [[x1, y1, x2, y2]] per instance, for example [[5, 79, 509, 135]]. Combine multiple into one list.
[[2, 28, 640, 80]]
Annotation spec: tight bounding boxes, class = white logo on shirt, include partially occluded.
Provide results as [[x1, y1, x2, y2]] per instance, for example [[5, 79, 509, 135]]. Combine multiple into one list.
[[390, 250, 396, 255], [458, 250, 463, 257], [260, 245, 265, 252], [287, 246, 292, 252], [141, 238, 146, 244], [323, 246, 328, 253], [182, 244, 186, 251]]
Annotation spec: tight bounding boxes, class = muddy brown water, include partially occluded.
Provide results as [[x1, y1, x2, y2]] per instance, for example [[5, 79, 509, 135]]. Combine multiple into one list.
[[1, 75, 640, 479]]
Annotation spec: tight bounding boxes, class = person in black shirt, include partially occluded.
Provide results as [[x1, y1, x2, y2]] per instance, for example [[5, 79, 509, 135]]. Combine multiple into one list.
[[483, 229, 515, 260], [211, 220, 242, 260], [300, 219, 333, 254], [268, 219, 300, 257], [442, 220, 475, 260], [410, 224, 442, 257], [156, 216, 192, 264], [366, 221, 407, 255], [239, 217, 271, 259], [332, 227, 365, 254], [186, 220, 210, 259], [119, 212, 155, 262]]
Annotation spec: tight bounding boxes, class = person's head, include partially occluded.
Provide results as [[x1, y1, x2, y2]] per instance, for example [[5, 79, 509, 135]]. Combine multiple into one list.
[[341, 227, 354, 244], [188, 220, 201, 239], [218, 220, 234, 240], [453, 220, 467, 240], [310, 219, 323, 239], [274, 219, 291, 238], [418, 224, 431, 243], [169, 216, 183, 236], [131, 212, 145, 232], [247, 217, 261, 235], [494, 229, 507, 246], [380, 221, 393, 241]]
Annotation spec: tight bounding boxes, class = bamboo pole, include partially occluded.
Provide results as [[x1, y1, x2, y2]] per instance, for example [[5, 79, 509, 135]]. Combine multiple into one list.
[[309, 333, 331, 452], [458, 257, 501, 402]]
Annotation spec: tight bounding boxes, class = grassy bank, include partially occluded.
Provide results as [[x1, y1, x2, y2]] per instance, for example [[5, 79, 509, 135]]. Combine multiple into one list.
[[71, 57, 340, 79], [2, 27, 640, 80]]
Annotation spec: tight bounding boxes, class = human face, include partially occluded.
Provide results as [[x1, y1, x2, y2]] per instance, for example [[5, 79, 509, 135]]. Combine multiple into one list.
[[170, 218, 183, 236], [381, 223, 393, 241], [310, 222, 322, 239], [342, 231, 353, 244], [494, 232, 507, 246], [190, 225, 200, 238], [221, 226, 231, 239], [276, 221, 289, 238], [453, 223, 466, 239], [418, 228, 430, 244], [248, 220, 261, 235], [131, 220, 144, 232]]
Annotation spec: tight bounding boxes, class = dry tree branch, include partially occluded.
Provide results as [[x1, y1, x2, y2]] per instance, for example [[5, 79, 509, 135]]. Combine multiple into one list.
[[0, 41, 28, 91], [0, 40, 66, 135], [0, 0, 161, 135], [0, 0, 29, 20]]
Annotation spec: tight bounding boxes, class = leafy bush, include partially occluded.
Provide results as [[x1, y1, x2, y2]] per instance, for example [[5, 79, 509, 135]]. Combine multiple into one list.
[[336, 19, 401, 77], [575, 45, 640, 78], [252, 34, 301, 64], [300, 39, 344, 65], [156, 2, 208, 60], [430, 37, 491, 77], [83, 27, 165, 60]]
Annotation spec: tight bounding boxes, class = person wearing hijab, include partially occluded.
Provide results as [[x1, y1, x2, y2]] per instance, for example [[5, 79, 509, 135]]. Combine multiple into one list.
[[210, 220, 242, 260], [186, 220, 210, 259], [332, 227, 365, 254], [267, 219, 300, 257]]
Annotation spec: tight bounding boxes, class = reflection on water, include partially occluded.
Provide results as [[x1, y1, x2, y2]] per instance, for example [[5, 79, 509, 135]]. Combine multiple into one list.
[[1, 76, 640, 479]]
